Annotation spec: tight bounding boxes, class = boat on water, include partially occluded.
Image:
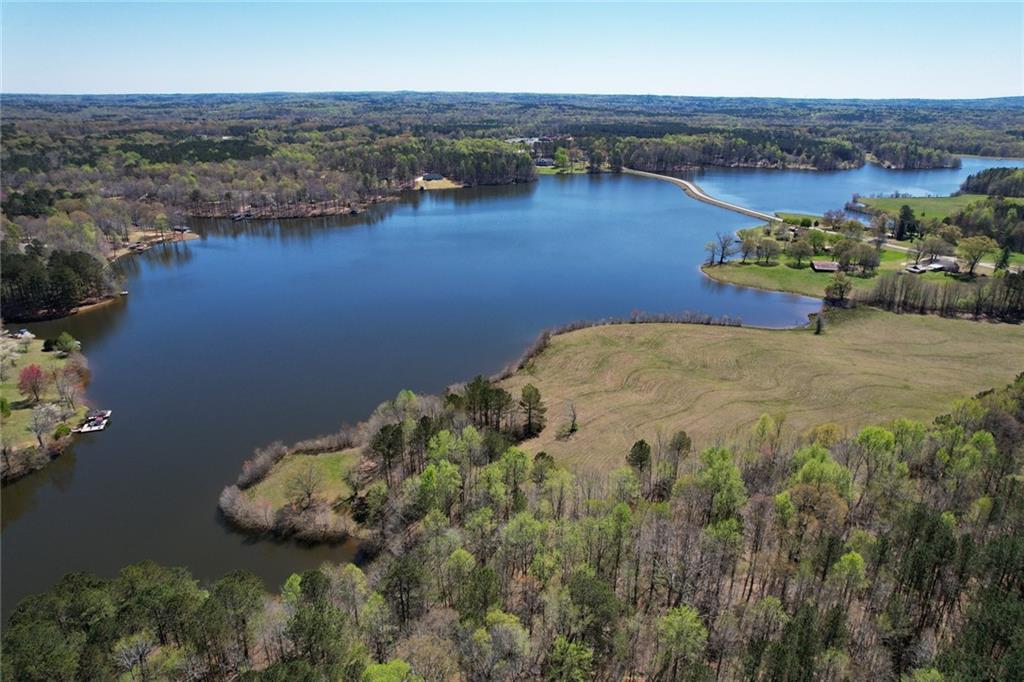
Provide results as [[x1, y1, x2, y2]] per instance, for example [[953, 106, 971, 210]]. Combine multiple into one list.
[[75, 410, 112, 433]]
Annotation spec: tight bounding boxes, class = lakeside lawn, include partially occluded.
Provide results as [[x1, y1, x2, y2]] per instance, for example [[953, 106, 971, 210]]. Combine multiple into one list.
[[535, 165, 595, 175], [702, 245, 915, 298], [0, 338, 87, 451], [246, 449, 360, 509], [777, 211, 824, 225], [860, 193, 1024, 222], [500, 308, 1024, 471]]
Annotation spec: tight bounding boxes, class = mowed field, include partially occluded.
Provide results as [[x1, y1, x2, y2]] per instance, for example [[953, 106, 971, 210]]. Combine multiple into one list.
[[701, 245, 917, 298], [860, 194, 1024, 222], [501, 309, 1024, 470]]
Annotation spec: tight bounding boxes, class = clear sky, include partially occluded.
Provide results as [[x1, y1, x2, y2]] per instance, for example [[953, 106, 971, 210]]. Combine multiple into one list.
[[2, 2, 1022, 98]]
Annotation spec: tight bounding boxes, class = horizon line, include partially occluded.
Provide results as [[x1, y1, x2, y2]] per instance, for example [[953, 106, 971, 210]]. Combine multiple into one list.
[[3, 89, 1023, 103]]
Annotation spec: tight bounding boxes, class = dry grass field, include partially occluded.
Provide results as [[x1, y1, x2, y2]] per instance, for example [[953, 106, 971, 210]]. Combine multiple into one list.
[[501, 309, 1024, 471]]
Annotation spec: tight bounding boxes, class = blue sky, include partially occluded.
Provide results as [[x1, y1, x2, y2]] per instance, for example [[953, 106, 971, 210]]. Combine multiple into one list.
[[2, 2, 1022, 98]]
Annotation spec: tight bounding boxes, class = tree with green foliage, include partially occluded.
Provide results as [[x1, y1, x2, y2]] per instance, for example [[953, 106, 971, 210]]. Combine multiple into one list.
[[895, 205, 919, 241], [545, 635, 594, 682], [553, 147, 570, 171], [627, 439, 651, 475], [519, 384, 547, 438], [824, 272, 852, 302], [788, 239, 814, 267], [957, 235, 999, 275], [655, 605, 708, 681]]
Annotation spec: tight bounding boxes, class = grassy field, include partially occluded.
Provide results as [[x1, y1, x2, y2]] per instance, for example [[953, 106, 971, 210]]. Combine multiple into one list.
[[777, 212, 824, 225], [501, 309, 1024, 471], [702, 246, 916, 298], [1, 338, 88, 450], [246, 449, 360, 508], [535, 165, 594, 175], [413, 177, 465, 190], [859, 195, 1024, 267], [860, 194, 1024, 222]]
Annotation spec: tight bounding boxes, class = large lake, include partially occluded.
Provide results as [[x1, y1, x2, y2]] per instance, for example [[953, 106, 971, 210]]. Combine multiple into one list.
[[4, 156, 1022, 614]]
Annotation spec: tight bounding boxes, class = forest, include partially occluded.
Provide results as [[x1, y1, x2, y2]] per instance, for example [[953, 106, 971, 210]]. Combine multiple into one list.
[[6, 371, 1023, 681], [959, 167, 1024, 198], [3, 93, 1024, 317]]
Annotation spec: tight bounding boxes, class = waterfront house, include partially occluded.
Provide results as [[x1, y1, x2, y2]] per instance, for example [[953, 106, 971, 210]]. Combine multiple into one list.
[[423, 172, 444, 181], [536, 158, 555, 167]]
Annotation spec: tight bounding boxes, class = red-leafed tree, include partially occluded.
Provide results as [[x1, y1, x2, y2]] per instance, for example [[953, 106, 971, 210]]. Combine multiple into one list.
[[17, 364, 47, 403]]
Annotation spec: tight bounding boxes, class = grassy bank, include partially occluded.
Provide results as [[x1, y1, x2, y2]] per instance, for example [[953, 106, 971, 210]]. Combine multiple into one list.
[[859, 194, 1011, 222], [500, 308, 1024, 471], [245, 449, 360, 509], [413, 177, 465, 190], [777, 211, 824, 225], [535, 165, 595, 175], [1, 338, 87, 452]]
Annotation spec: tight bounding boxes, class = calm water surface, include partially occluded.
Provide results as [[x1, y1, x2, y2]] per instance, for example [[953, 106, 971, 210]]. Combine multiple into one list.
[[4, 158, 1022, 614]]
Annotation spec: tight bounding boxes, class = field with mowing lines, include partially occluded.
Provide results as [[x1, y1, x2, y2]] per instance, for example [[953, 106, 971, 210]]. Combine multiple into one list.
[[501, 309, 1024, 471]]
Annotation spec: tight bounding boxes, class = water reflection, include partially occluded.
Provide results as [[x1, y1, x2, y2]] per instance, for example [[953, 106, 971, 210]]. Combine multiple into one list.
[[1, 449, 78, 529], [4, 160, 1021, 618]]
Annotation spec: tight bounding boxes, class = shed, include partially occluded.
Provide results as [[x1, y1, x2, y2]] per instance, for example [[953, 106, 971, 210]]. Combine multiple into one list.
[[811, 260, 840, 273]]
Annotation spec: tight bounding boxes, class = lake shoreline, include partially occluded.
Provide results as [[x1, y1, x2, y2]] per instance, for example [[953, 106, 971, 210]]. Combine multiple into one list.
[[0, 337, 92, 485]]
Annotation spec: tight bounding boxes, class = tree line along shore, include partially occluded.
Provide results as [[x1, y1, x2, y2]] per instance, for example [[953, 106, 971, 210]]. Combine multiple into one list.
[[5, 93, 1024, 321], [699, 167, 1024, 320]]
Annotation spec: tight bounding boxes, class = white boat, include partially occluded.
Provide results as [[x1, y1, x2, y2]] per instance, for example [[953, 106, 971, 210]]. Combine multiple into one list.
[[77, 419, 108, 433]]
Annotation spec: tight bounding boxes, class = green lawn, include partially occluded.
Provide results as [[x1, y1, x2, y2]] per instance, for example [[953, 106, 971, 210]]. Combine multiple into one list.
[[1, 338, 87, 450], [860, 194, 1024, 222], [247, 449, 360, 508], [704, 246, 912, 298], [536, 165, 595, 175], [777, 212, 824, 225]]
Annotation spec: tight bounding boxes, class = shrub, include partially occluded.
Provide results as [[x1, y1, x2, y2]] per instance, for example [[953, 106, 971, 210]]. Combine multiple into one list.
[[54, 332, 81, 355], [53, 423, 72, 440]]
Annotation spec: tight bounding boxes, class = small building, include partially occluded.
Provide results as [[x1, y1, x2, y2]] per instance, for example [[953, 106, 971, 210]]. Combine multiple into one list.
[[423, 172, 444, 181], [171, 225, 191, 233], [811, 260, 840, 273], [535, 158, 555, 167]]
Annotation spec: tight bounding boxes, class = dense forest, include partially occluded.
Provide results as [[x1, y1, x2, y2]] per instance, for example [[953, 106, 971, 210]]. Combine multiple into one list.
[[960, 167, 1024, 198], [3, 93, 1023, 317], [7, 372, 1023, 681]]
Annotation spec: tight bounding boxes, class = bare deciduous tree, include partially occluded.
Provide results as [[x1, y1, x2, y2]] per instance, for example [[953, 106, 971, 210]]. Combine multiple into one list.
[[286, 462, 323, 510], [29, 403, 61, 447]]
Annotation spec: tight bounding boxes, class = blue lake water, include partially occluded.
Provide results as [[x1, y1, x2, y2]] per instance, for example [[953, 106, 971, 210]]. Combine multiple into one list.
[[4, 157, 1022, 614]]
